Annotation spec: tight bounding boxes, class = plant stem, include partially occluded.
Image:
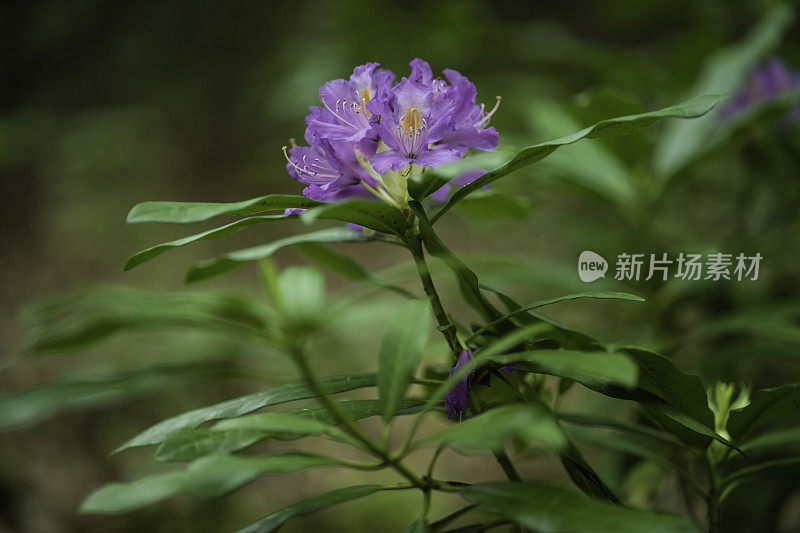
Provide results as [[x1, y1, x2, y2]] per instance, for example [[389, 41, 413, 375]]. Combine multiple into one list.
[[704, 452, 721, 533], [291, 342, 427, 488], [405, 232, 461, 351], [468, 395, 521, 481]]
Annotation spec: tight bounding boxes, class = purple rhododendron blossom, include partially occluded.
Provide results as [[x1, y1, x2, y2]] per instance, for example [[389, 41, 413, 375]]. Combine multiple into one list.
[[284, 59, 500, 210], [445, 349, 474, 420], [721, 57, 800, 121]]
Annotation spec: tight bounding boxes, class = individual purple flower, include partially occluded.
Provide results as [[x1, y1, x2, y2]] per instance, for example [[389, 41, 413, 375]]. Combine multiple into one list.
[[721, 57, 800, 120], [438, 68, 500, 152], [282, 133, 376, 210], [370, 77, 461, 173], [306, 62, 395, 143], [445, 349, 474, 420]]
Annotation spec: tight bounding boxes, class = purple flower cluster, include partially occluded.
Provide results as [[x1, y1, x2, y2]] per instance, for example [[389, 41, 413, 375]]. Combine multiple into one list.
[[721, 57, 800, 122], [283, 59, 500, 209]]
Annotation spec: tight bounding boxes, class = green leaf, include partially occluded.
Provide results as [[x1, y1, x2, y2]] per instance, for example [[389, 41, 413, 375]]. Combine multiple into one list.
[[301, 198, 409, 235], [461, 482, 701, 533], [454, 190, 532, 220], [295, 243, 415, 298], [127, 194, 322, 224], [379, 299, 432, 422], [112, 373, 377, 454], [468, 292, 644, 341], [236, 484, 392, 533], [727, 384, 800, 442], [403, 519, 430, 533], [0, 362, 240, 432], [185, 228, 369, 283], [525, 99, 637, 205], [562, 425, 693, 486], [22, 288, 269, 355], [409, 201, 503, 322], [125, 215, 289, 270], [719, 458, 800, 504], [79, 453, 338, 513], [407, 151, 512, 201], [740, 426, 800, 454], [559, 443, 619, 502], [586, 347, 717, 449], [155, 399, 424, 461], [429, 505, 478, 532], [653, 5, 794, 179], [422, 405, 566, 452], [431, 94, 728, 222], [481, 286, 597, 350], [558, 413, 682, 447], [496, 349, 639, 389]]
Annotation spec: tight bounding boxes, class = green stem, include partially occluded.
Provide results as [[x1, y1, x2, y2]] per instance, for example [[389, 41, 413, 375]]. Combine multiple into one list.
[[405, 231, 461, 351], [704, 452, 721, 533], [291, 342, 426, 488], [468, 395, 521, 481]]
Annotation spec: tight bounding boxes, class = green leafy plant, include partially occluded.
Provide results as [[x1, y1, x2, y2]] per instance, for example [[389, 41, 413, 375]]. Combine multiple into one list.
[[5, 54, 800, 533]]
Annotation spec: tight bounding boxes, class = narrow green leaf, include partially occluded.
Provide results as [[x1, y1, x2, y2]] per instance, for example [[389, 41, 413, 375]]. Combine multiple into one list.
[[127, 194, 322, 224], [461, 482, 701, 533], [525, 100, 636, 205], [455, 190, 532, 220], [481, 286, 597, 350], [468, 292, 644, 341], [403, 519, 430, 533], [653, 5, 793, 178], [431, 94, 728, 222], [496, 349, 638, 389], [0, 362, 240, 432], [740, 426, 800, 454], [379, 299, 432, 422], [586, 347, 717, 449], [80, 453, 338, 513], [112, 373, 377, 454], [422, 405, 566, 452], [301, 198, 409, 235], [125, 215, 288, 270], [429, 505, 478, 532], [155, 399, 424, 461], [563, 425, 694, 486], [185, 228, 369, 283], [22, 288, 269, 355], [410, 201, 503, 322], [719, 458, 800, 504], [295, 243, 415, 298], [558, 413, 682, 447], [236, 484, 393, 533], [727, 384, 800, 442], [559, 443, 619, 502]]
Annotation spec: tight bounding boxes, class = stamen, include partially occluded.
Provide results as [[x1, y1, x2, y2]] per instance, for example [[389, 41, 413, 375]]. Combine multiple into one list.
[[281, 146, 338, 179], [320, 93, 358, 128], [474, 96, 501, 128]]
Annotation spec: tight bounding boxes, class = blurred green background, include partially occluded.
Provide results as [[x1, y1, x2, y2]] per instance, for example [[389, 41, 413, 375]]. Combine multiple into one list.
[[2, 0, 800, 531]]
